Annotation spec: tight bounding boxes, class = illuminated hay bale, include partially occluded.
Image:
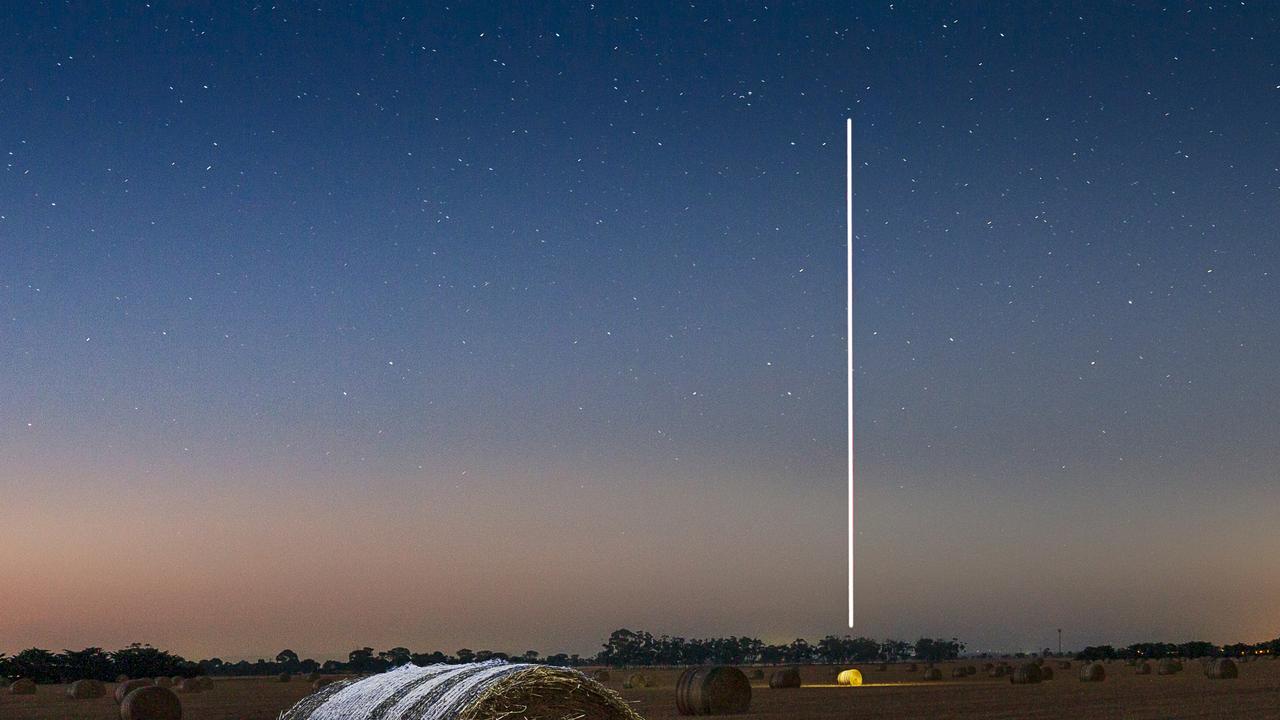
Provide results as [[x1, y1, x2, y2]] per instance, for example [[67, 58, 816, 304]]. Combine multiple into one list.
[[1078, 663, 1105, 682], [922, 668, 942, 681], [590, 670, 610, 682], [1205, 658, 1238, 680], [10, 678, 36, 695], [68, 679, 107, 699], [1135, 662, 1152, 676], [1010, 664, 1042, 685], [675, 666, 751, 715], [116, 679, 155, 703], [120, 685, 182, 720], [282, 662, 641, 720], [1039, 666, 1054, 681], [1157, 659, 1182, 676], [154, 677, 173, 688], [835, 669, 862, 686], [767, 668, 802, 689]]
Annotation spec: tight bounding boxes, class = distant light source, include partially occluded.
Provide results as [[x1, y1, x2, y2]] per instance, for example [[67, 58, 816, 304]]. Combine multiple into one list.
[[837, 669, 863, 687]]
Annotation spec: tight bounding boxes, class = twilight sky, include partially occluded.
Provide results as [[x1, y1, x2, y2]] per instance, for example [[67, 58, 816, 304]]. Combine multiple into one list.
[[2, 3, 1279, 661]]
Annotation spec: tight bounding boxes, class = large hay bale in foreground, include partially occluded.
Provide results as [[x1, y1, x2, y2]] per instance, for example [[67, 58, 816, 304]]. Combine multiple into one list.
[[1079, 662, 1105, 682], [676, 666, 751, 715], [68, 679, 107, 699], [116, 679, 155, 704], [10, 678, 36, 695], [282, 662, 640, 720], [767, 667, 802, 688], [835, 669, 862, 686], [120, 685, 182, 720], [922, 668, 942, 681], [1010, 664, 1042, 685], [1205, 658, 1238, 679], [1157, 659, 1182, 675]]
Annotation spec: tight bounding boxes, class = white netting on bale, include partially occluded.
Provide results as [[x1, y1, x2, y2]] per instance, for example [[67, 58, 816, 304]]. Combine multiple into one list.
[[280, 661, 642, 720]]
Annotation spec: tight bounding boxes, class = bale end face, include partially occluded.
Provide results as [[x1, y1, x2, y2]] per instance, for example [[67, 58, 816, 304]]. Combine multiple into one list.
[[676, 666, 751, 716], [1010, 664, 1042, 685], [921, 668, 942, 681], [767, 668, 802, 689], [120, 685, 182, 720], [836, 669, 863, 686], [1206, 658, 1238, 680], [1079, 662, 1106, 682], [68, 679, 107, 699], [116, 679, 155, 704]]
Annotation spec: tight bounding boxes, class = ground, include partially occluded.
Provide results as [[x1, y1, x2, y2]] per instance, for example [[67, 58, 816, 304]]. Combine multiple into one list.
[[4, 660, 1279, 720]]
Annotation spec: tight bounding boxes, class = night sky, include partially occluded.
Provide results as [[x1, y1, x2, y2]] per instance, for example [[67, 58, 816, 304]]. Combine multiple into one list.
[[3, 3, 1279, 661]]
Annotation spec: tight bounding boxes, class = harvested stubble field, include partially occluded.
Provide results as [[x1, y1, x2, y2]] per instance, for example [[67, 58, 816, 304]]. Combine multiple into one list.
[[5, 660, 1280, 720]]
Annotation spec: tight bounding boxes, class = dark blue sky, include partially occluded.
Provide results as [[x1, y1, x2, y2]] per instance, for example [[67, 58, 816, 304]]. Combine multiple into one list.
[[3, 2, 1279, 659]]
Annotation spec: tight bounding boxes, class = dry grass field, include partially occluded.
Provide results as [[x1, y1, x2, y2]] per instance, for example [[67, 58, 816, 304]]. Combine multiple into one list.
[[5, 660, 1280, 720]]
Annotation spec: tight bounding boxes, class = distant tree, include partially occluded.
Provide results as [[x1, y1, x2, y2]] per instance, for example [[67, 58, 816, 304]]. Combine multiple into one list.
[[111, 644, 187, 679], [61, 647, 114, 681], [10, 649, 60, 683], [379, 648, 412, 667], [914, 638, 964, 663], [276, 650, 300, 670], [455, 649, 475, 664]]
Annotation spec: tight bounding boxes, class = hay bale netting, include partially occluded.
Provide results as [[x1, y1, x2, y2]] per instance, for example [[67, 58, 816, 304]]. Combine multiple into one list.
[[1157, 659, 1183, 675], [676, 666, 751, 716], [767, 667, 802, 689], [282, 662, 640, 720], [1079, 662, 1106, 682], [120, 685, 182, 720], [68, 679, 107, 699], [922, 668, 942, 681], [154, 677, 173, 688], [1039, 666, 1054, 681], [1010, 664, 1042, 685], [590, 670, 610, 682], [1135, 662, 1152, 675], [1205, 658, 1238, 680], [116, 678, 155, 703], [10, 678, 37, 695]]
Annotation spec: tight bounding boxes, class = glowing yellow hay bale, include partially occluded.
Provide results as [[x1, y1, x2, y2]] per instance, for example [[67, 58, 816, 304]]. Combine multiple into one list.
[[835, 669, 862, 686]]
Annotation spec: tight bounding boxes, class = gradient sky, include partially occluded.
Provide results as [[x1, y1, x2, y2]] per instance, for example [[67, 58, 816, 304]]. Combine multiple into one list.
[[2, 3, 1279, 662]]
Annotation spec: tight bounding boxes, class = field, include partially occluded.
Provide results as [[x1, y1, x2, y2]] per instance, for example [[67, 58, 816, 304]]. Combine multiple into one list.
[[5, 660, 1280, 720]]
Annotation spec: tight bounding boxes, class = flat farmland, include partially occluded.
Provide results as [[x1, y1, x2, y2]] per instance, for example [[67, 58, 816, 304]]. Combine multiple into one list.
[[4, 661, 1280, 720]]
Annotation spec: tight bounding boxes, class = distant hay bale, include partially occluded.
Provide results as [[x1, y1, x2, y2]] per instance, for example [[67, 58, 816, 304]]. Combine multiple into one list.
[[905, 663, 918, 672], [622, 673, 653, 688], [988, 665, 1007, 678], [1205, 658, 1238, 680], [197, 676, 214, 691], [749, 668, 765, 680], [590, 670, 610, 682], [676, 666, 751, 715], [982, 663, 993, 672], [767, 668, 802, 689], [1039, 666, 1054, 681], [282, 662, 640, 720], [1078, 662, 1105, 682], [120, 685, 182, 720], [67, 679, 106, 699], [1157, 659, 1182, 675], [176, 678, 203, 694], [1010, 664, 1042, 685], [116, 679, 155, 704], [10, 678, 36, 695], [1058, 661, 1071, 670], [922, 668, 942, 681], [154, 677, 173, 688], [1135, 662, 1152, 675], [306, 672, 321, 683], [835, 669, 862, 686], [951, 667, 967, 679], [278, 673, 292, 683]]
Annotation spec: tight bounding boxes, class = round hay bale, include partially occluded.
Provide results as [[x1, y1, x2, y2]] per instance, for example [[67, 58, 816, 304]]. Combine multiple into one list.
[[1039, 666, 1054, 681], [988, 665, 1007, 678], [590, 669, 610, 682], [154, 677, 173, 688], [68, 679, 107, 699], [767, 667, 802, 688], [1157, 659, 1182, 675], [749, 668, 764, 680], [283, 662, 640, 720], [278, 672, 292, 683], [676, 666, 751, 715], [176, 678, 202, 694], [9, 678, 36, 695], [922, 668, 942, 681], [117, 675, 131, 683], [1010, 664, 1042, 685], [1135, 662, 1152, 676], [1079, 662, 1105, 682], [1058, 661, 1071, 670], [835, 669, 862, 686], [951, 667, 967, 679], [623, 673, 645, 689], [120, 685, 182, 720], [1205, 658, 1238, 680], [116, 679, 155, 704]]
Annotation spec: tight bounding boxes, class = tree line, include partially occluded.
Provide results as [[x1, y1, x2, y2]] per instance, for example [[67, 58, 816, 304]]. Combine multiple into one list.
[[1075, 639, 1280, 661]]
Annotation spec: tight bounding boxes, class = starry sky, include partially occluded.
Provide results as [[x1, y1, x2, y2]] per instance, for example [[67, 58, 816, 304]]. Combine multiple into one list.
[[2, 3, 1279, 661]]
